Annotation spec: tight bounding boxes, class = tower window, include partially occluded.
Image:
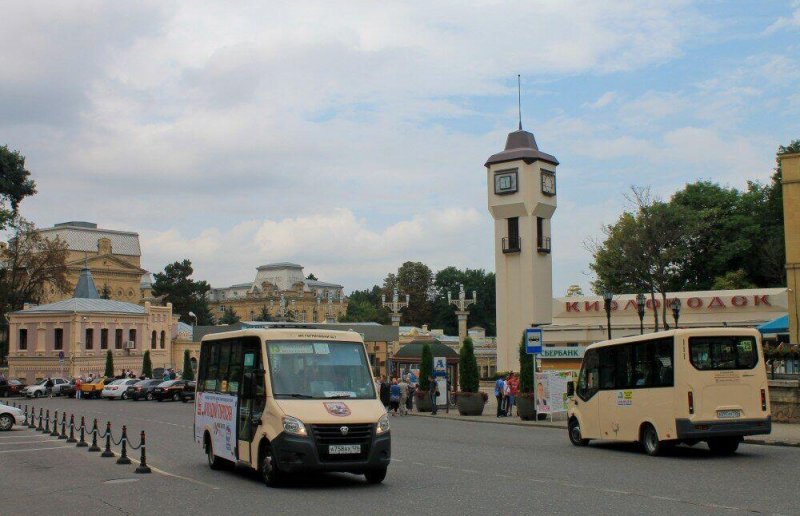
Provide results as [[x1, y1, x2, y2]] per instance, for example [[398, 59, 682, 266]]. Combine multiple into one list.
[[503, 217, 521, 253], [537, 217, 551, 254]]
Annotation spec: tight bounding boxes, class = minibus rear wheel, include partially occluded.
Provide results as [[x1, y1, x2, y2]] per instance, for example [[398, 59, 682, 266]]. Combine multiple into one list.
[[205, 433, 227, 470], [640, 423, 663, 456], [707, 437, 740, 455]]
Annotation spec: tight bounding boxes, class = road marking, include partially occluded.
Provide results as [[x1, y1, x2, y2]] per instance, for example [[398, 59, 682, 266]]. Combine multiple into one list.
[[0, 434, 55, 439], [433, 465, 451, 470], [461, 469, 479, 474], [0, 445, 74, 453], [0, 439, 62, 445], [126, 457, 220, 490], [411, 462, 426, 466]]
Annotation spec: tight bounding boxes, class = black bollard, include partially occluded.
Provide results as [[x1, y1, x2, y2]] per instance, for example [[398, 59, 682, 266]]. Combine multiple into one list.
[[23, 405, 28, 426], [28, 406, 36, 429], [43, 409, 50, 433], [66, 414, 77, 443], [101, 421, 115, 458], [76, 416, 88, 447], [59, 412, 67, 439], [134, 431, 151, 474], [116, 425, 131, 465], [36, 408, 43, 431], [50, 411, 60, 437], [88, 419, 101, 452]]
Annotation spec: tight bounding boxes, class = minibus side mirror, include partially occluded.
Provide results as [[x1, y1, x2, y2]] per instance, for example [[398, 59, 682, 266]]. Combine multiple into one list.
[[566, 382, 575, 397]]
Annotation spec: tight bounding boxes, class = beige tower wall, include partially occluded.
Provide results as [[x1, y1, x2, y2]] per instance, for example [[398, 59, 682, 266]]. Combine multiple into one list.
[[781, 152, 800, 344]]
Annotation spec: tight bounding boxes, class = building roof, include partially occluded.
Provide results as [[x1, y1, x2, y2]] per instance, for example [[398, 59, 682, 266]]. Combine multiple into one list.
[[394, 339, 459, 359], [16, 298, 146, 315], [39, 222, 141, 256], [257, 262, 303, 270], [73, 267, 100, 299], [485, 129, 559, 167], [305, 279, 344, 289]]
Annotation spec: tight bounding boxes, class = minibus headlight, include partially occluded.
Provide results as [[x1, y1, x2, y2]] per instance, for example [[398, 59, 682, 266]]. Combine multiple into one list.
[[282, 416, 307, 437], [376, 414, 390, 435]]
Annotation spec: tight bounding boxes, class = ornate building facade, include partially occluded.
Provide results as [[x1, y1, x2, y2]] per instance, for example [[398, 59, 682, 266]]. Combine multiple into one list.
[[207, 263, 347, 323], [38, 221, 151, 305]]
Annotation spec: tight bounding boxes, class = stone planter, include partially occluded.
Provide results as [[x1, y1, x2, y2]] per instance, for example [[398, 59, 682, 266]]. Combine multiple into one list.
[[516, 396, 537, 420], [455, 392, 486, 416], [415, 393, 433, 412]]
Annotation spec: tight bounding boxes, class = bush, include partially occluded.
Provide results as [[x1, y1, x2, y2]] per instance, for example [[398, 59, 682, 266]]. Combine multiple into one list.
[[459, 337, 479, 393], [419, 342, 433, 391], [182, 350, 194, 381], [104, 350, 114, 378], [141, 351, 152, 378], [519, 334, 533, 394]]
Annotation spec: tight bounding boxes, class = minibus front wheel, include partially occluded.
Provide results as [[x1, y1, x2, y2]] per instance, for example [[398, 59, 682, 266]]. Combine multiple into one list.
[[365, 468, 387, 485], [259, 441, 285, 488], [568, 418, 589, 447]]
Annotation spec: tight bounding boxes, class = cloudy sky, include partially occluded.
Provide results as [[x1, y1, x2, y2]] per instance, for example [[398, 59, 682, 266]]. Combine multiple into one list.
[[2, 1, 798, 295]]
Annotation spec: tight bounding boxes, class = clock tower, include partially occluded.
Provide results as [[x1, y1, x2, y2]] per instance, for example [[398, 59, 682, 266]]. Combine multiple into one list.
[[485, 127, 558, 372]]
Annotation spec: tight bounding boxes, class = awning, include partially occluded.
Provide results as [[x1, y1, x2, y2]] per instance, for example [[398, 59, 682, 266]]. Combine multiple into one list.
[[757, 315, 789, 335]]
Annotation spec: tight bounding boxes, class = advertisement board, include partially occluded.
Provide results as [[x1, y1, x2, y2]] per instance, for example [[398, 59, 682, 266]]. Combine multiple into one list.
[[195, 392, 238, 462], [540, 347, 585, 359], [533, 371, 574, 414]]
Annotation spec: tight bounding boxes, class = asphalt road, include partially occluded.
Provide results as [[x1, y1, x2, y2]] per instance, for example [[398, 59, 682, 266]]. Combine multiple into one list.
[[2, 396, 799, 515]]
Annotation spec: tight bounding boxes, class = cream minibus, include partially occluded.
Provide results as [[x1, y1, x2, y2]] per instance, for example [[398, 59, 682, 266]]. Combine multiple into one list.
[[567, 328, 771, 456], [194, 327, 390, 486]]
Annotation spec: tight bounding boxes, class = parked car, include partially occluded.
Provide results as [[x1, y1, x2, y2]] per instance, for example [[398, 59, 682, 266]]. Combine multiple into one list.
[[60, 380, 77, 398], [25, 378, 69, 398], [152, 380, 190, 401], [0, 402, 25, 431], [0, 379, 27, 398], [101, 379, 139, 400], [126, 379, 163, 401], [53, 379, 75, 397], [80, 377, 108, 399], [180, 381, 197, 403]]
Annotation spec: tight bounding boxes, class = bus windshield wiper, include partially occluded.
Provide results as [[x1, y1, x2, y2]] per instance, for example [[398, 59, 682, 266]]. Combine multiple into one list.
[[277, 393, 313, 399], [324, 395, 354, 399]]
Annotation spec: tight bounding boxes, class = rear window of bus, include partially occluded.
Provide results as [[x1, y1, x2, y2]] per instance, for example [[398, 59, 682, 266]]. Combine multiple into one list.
[[689, 336, 758, 370]]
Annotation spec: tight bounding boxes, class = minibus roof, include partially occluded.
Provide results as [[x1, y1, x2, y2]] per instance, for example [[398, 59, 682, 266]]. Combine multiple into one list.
[[200, 327, 365, 343], [584, 327, 761, 352]]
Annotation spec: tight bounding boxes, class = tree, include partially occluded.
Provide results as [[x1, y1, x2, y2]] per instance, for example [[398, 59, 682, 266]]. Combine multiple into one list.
[[339, 286, 390, 324], [419, 342, 433, 391], [182, 350, 194, 381], [151, 260, 213, 325], [458, 336, 479, 393], [383, 262, 433, 328], [306, 273, 318, 281], [430, 267, 496, 336], [141, 350, 153, 378], [0, 145, 37, 231], [104, 350, 114, 378], [518, 335, 533, 394], [712, 269, 756, 290], [254, 305, 272, 322], [218, 307, 240, 325]]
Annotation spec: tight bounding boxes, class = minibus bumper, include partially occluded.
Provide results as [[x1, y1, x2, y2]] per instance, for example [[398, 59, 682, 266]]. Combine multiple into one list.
[[675, 417, 771, 439], [271, 431, 391, 474]]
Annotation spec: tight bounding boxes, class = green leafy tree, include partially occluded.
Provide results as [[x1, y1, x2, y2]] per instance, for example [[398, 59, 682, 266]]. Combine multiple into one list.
[[218, 307, 240, 325], [518, 335, 533, 394], [419, 342, 433, 391], [141, 350, 152, 378], [0, 145, 37, 230], [104, 350, 114, 378], [458, 336, 479, 393], [382, 262, 433, 327], [151, 260, 213, 325], [712, 269, 756, 290], [431, 267, 496, 336], [306, 273, 318, 281], [182, 350, 194, 381], [339, 286, 390, 323], [254, 305, 273, 322]]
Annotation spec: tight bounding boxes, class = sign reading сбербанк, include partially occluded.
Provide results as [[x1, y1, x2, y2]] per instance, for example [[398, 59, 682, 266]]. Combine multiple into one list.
[[540, 347, 585, 359]]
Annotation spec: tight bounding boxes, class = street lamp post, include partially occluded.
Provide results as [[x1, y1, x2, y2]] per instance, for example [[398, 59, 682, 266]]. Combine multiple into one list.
[[636, 293, 646, 335], [670, 298, 682, 329], [602, 290, 613, 340]]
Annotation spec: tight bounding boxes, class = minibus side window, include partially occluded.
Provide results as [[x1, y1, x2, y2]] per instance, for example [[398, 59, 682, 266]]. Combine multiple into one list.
[[197, 342, 210, 393], [599, 347, 616, 390], [652, 339, 674, 387], [689, 336, 758, 370], [577, 350, 599, 401]]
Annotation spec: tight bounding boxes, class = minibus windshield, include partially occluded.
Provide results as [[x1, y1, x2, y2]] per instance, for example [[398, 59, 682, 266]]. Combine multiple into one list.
[[689, 336, 758, 370], [267, 341, 376, 400]]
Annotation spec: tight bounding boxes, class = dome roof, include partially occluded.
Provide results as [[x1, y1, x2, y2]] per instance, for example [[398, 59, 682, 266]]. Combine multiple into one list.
[[485, 129, 558, 167]]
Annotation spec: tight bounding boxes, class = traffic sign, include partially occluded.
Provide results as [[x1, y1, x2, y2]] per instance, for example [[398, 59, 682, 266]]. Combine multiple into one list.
[[433, 356, 447, 377], [525, 328, 543, 354]]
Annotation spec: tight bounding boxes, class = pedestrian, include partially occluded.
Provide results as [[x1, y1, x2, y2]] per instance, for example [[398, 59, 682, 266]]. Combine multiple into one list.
[[494, 374, 506, 417], [507, 372, 519, 417], [406, 382, 416, 412], [428, 375, 438, 415], [389, 378, 401, 416], [379, 376, 390, 409], [45, 376, 54, 397], [398, 376, 409, 415], [75, 376, 82, 400], [503, 375, 512, 415]]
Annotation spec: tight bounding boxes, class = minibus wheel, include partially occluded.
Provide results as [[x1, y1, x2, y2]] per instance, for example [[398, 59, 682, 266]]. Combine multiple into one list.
[[260, 443, 284, 487], [707, 437, 740, 455], [365, 468, 387, 484], [205, 434, 227, 470], [568, 418, 589, 446], [640, 424, 663, 456]]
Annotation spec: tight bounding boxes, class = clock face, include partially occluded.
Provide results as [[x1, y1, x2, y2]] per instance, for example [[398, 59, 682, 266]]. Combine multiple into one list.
[[494, 169, 518, 195], [541, 170, 556, 196]]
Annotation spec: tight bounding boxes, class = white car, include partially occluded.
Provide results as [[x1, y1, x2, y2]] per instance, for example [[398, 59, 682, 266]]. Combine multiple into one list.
[[0, 402, 25, 431], [25, 378, 69, 398], [101, 379, 139, 400]]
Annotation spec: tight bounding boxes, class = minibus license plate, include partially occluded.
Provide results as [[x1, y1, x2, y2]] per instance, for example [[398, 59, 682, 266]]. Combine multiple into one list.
[[329, 444, 361, 455], [717, 410, 741, 419]]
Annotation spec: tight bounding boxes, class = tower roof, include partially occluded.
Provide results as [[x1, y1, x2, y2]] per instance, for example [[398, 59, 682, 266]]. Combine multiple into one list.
[[73, 267, 100, 299], [485, 129, 559, 167]]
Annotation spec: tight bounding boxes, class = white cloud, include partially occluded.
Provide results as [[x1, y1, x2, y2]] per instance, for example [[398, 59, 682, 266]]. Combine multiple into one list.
[[765, 3, 800, 34], [587, 91, 618, 109]]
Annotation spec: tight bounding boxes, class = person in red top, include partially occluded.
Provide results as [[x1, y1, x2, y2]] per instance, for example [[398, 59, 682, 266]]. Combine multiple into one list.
[[506, 372, 520, 417], [75, 377, 82, 400]]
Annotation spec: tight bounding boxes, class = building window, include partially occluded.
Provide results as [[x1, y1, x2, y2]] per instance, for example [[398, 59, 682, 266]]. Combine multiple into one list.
[[101, 329, 109, 349], [151, 331, 157, 350], [129, 329, 136, 348], [19, 329, 27, 351], [160, 331, 166, 349], [115, 329, 123, 349], [503, 217, 521, 253], [537, 217, 551, 253], [54, 328, 64, 350], [86, 328, 94, 350]]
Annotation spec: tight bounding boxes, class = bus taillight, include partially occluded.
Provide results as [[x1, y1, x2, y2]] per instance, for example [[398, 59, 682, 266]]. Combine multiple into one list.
[[761, 389, 767, 411], [688, 391, 694, 415]]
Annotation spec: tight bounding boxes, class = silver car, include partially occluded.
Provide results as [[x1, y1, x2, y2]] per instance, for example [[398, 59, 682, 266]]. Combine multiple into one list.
[[0, 402, 25, 431]]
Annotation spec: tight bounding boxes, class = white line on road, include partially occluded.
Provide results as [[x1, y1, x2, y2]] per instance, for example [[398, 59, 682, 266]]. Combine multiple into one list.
[[126, 456, 220, 490], [0, 445, 74, 453], [0, 439, 62, 445]]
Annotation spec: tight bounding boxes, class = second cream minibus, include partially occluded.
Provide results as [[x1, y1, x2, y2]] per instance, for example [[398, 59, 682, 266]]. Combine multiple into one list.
[[567, 328, 771, 455]]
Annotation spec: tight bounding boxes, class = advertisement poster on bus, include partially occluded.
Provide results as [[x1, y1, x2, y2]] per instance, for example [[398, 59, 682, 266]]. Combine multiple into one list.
[[195, 392, 238, 462], [534, 371, 574, 414]]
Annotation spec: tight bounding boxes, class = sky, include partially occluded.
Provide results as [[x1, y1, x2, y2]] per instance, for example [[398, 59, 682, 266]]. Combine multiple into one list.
[[1, 1, 799, 296]]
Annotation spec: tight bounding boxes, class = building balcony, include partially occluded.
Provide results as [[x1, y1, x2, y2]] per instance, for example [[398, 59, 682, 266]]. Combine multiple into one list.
[[537, 236, 551, 254], [502, 237, 521, 254]]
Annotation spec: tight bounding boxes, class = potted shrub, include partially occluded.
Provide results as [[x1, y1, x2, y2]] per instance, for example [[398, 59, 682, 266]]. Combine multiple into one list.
[[456, 337, 487, 415], [516, 336, 537, 420], [414, 342, 434, 412]]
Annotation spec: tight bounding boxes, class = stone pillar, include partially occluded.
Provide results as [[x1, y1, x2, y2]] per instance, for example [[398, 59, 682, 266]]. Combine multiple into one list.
[[391, 314, 401, 327], [36, 323, 46, 355], [455, 311, 469, 343], [781, 152, 800, 344]]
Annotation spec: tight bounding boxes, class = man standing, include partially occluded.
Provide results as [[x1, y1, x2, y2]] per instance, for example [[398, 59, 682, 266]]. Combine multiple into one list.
[[494, 374, 506, 417], [428, 375, 438, 415], [379, 376, 390, 409], [398, 376, 409, 416], [75, 376, 82, 400]]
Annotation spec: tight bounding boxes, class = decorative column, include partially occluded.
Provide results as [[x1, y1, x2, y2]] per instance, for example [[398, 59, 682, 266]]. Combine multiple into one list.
[[277, 294, 287, 321], [780, 151, 800, 345], [325, 292, 337, 323], [448, 284, 476, 344], [382, 288, 409, 327]]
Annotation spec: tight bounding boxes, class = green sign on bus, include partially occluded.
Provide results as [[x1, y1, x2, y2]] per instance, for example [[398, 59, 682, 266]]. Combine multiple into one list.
[[540, 347, 585, 359]]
